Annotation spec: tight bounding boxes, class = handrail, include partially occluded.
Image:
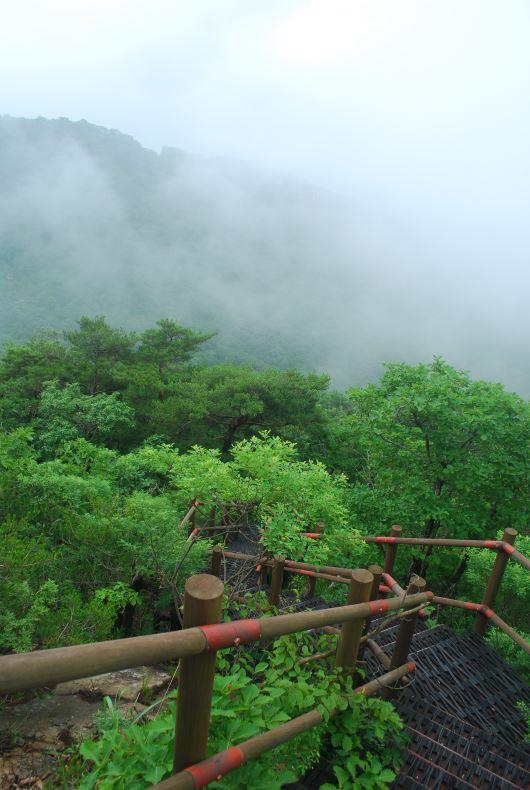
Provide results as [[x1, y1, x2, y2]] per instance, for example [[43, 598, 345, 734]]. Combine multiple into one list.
[[359, 535, 530, 571], [0, 592, 432, 694], [216, 550, 363, 580], [218, 538, 528, 655], [382, 573, 428, 619], [432, 596, 530, 655], [153, 662, 416, 790], [284, 566, 350, 584]]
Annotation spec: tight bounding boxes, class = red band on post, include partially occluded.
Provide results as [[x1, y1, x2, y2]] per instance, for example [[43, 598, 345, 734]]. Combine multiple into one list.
[[379, 584, 391, 593], [381, 572, 397, 587], [297, 569, 314, 577], [199, 620, 261, 651], [302, 533, 321, 539], [186, 746, 245, 788], [369, 600, 390, 616], [502, 542, 516, 555], [375, 536, 396, 544], [464, 601, 481, 612]]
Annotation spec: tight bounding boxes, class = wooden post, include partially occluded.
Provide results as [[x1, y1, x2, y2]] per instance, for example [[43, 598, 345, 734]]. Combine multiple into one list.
[[173, 574, 224, 773], [383, 575, 425, 700], [307, 575, 317, 598], [474, 528, 517, 636], [335, 569, 373, 670], [383, 525, 402, 575], [211, 546, 222, 578], [259, 564, 269, 586], [368, 564, 383, 601], [268, 556, 285, 607], [359, 564, 383, 655]]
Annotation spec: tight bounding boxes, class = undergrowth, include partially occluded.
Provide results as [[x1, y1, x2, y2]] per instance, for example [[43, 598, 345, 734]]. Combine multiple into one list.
[[59, 624, 407, 789]]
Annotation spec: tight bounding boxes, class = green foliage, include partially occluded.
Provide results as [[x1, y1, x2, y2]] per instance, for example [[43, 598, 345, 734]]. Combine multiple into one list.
[[0, 317, 329, 455], [341, 358, 529, 538], [0, 429, 210, 651], [35, 381, 134, 457], [322, 697, 406, 788], [0, 579, 57, 653], [73, 629, 405, 789]]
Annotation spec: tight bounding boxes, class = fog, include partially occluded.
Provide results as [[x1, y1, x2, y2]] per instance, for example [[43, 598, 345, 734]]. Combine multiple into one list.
[[1, 2, 530, 393]]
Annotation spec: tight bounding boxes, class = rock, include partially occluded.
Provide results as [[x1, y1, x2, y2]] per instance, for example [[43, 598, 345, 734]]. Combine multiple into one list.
[[0, 694, 99, 786], [54, 665, 172, 702], [0, 666, 171, 785]]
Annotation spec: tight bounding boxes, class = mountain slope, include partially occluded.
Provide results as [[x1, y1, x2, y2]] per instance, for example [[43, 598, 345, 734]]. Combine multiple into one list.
[[1, 115, 528, 393]]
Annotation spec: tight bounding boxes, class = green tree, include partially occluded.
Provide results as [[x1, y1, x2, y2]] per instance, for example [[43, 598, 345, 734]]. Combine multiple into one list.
[[152, 364, 329, 454], [335, 359, 529, 580], [65, 315, 137, 394], [0, 334, 71, 427], [34, 381, 135, 457], [137, 319, 213, 381]]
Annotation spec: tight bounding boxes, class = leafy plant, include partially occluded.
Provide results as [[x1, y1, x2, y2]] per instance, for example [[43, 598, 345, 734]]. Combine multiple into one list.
[[72, 627, 405, 789]]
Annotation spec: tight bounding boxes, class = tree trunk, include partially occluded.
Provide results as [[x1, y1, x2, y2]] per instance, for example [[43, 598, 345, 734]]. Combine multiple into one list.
[[442, 555, 469, 598]]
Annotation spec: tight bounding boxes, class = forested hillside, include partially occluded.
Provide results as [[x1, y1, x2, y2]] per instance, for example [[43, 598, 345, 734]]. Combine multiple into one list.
[[1, 316, 528, 786], [1, 316, 528, 659], [0, 115, 371, 379], [2, 115, 529, 395]]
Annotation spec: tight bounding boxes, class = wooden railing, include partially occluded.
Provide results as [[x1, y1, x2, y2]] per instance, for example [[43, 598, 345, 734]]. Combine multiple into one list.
[[0, 568, 430, 789], [1, 523, 528, 788], [218, 524, 530, 649]]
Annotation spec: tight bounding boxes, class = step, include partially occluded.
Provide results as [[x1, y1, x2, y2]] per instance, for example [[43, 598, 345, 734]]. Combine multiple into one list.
[[405, 725, 529, 788], [375, 623, 453, 653], [399, 731, 522, 789], [394, 750, 477, 789], [403, 715, 530, 787], [362, 625, 455, 681], [397, 698, 530, 770], [398, 632, 530, 747]]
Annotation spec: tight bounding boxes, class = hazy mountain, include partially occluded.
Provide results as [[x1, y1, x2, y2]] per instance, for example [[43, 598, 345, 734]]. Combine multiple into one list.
[[0, 115, 528, 393]]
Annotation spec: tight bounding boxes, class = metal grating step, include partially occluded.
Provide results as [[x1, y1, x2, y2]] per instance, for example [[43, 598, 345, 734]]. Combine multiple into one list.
[[397, 697, 530, 768], [402, 633, 530, 746], [405, 726, 529, 789], [375, 623, 453, 653], [394, 750, 477, 789]]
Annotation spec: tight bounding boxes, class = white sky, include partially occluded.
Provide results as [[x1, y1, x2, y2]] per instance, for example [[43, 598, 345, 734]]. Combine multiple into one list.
[[2, 0, 530, 343]]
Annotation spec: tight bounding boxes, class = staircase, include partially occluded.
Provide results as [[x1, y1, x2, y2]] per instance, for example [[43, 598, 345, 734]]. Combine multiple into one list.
[[366, 622, 530, 788], [220, 532, 530, 788]]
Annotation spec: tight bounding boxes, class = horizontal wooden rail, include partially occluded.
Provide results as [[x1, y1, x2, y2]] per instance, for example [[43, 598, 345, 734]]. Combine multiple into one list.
[[359, 536, 530, 571], [382, 573, 428, 619], [153, 662, 416, 790], [432, 596, 530, 655], [0, 592, 432, 694], [362, 536, 497, 548], [284, 566, 350, 585], [216, 538, 530, 573], [284, 559, 357, 578], [213, 551, 358, 580]]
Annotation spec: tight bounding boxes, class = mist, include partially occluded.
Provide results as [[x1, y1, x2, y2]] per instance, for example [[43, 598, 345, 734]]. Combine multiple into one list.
[[1, 1, 529, 394]]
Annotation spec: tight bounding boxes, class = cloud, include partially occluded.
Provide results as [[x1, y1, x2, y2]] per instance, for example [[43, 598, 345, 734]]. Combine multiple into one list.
[[0, 2, 529, 393]]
